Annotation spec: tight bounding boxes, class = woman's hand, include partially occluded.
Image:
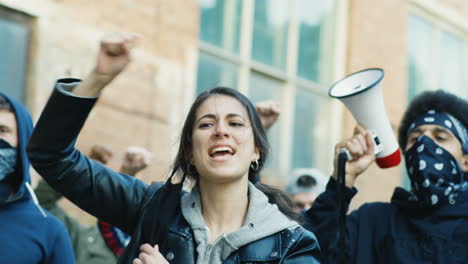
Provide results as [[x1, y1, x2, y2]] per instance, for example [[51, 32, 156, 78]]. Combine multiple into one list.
[[331, 124, 375, 187], [73, 32, 139, 97], [132, 244, 169, 264]]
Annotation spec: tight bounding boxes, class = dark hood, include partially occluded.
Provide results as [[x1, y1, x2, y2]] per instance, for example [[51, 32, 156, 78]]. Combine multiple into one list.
[[0, 92, 33, 205]]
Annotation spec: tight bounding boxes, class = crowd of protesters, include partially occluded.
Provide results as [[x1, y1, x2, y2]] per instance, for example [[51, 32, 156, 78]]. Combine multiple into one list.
[[1, 33, 466, 264]]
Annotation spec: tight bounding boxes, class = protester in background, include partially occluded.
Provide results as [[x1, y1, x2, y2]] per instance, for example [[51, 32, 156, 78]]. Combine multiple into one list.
[[89, 144, 113, 165], [27, 33, 322, 263], [303, 90, 468, 263], [255, 101, 329, 212], [0, 93, 74, 263], [255, 100, 280, 131], [286, 168, 328, 212], [35, 145, 152, 264]]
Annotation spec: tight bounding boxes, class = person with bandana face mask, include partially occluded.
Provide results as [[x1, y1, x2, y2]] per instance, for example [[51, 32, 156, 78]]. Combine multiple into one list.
[[0, 94, 75, 263], [302, 90, 468, 264]]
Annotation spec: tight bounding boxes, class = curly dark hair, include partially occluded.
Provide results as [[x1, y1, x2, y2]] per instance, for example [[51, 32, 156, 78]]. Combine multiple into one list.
[[398, 90, 468, 152]]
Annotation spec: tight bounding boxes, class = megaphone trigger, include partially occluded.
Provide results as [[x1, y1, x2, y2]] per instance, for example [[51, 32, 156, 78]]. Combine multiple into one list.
[[369, 130, 383, 155]]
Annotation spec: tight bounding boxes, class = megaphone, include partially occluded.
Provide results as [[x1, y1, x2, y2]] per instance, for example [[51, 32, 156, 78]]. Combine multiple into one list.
[[329, 68, 401, 168]]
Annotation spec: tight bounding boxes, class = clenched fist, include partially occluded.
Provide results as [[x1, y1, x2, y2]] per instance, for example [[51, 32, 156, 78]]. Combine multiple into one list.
[[73, 32, 140, 97], [119, 146, 152, 177], [255, 100, 280, 131]]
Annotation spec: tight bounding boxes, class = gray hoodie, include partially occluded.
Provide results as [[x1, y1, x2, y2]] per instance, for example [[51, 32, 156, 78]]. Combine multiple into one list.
[[181, 182, 298, 264]]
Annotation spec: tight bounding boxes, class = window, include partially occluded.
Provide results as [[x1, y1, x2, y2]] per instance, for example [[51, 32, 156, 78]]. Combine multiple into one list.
[[196, 0, 339, 181], [0, 6, 31, 103], [251, 0, 289, 70], [407, 12, 468, 100], [196, 52, 239, 94]]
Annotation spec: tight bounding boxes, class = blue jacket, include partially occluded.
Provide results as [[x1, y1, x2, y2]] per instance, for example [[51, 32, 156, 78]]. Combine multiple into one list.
[[27, 79, 322, 263], [0, 93, 75, 263], [303, 177, 468, 264]]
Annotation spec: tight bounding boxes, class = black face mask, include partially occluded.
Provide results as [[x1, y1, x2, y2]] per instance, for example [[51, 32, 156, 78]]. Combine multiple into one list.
[[0, 138, 17, 182], [405, 135, 466, 207], [0, 138, 17, 198]]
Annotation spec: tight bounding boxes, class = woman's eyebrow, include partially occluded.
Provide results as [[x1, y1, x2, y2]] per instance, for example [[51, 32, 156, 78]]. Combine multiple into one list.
[[196, 114, 216, 123], [196, 113, 246, 124], [226, 113, 246, 120]]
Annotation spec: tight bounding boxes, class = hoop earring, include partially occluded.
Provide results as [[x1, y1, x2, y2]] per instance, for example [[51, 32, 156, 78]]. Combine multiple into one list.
[[250, 160, 259, 171]]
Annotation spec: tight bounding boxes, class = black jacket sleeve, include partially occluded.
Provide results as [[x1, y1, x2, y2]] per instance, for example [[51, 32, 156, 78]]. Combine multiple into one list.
[[302, 177, 361, 262], [27, 79, 149, 234]]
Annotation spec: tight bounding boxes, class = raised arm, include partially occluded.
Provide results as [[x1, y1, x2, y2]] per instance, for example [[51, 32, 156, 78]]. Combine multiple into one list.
[[27, 33, 149, 234], [302, 124, 376, 261]]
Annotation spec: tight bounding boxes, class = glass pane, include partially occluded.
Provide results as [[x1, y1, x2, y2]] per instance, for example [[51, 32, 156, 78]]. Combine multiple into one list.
[[196, 52, 239, 95], [407, 14, 432, 100], [291, 87, 330, 170], [439, 31, 464, 97], [0, 17, 29, 102], [248, 73, 283, 178], [252, 0, 289, 70], [297, 0, 335, 83], [199, 0, 242, 54]]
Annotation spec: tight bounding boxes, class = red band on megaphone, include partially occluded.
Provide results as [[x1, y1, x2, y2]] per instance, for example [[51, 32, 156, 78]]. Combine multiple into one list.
[[375, 149, 401, 168]]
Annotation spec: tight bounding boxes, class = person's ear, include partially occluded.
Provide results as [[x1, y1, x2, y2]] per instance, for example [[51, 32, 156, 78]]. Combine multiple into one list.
[[252, 146, 260, 162]]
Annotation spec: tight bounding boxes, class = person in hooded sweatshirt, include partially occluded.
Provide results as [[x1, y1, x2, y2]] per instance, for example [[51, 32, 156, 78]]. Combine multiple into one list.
[[0, 93, 75, 263], [303, 90, 468, 264], [26, 33, 322, 263]]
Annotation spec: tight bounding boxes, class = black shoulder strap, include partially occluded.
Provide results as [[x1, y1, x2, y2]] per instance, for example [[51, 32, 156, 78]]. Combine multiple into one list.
[[143, 181, 184, 250], [117, 182, 166, 264], [141, 182, 166, 211]]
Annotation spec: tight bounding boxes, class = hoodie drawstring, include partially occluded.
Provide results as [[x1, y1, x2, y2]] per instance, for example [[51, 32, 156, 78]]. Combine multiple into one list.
[[25, 182, 47, 217]]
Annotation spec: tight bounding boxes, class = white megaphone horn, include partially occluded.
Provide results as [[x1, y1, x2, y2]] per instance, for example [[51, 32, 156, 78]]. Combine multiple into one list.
[[329, 68, 401, 168]]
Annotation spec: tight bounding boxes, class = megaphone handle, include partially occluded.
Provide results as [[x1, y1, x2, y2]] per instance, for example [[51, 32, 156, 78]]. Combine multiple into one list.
[[336, 149, 349, 263], [340, 148, 353, 160]]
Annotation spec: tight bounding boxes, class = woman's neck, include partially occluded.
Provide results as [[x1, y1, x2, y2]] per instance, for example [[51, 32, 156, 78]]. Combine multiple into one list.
[[198, 177, 250, 243]]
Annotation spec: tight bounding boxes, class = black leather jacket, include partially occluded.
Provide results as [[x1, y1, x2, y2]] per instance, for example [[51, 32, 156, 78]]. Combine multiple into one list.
[[27, 80, 322, 263]]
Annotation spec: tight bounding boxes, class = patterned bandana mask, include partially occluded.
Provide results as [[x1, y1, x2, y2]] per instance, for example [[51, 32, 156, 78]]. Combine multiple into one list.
[[405, 135, 466, 207], [0, 138, 17, 181]]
